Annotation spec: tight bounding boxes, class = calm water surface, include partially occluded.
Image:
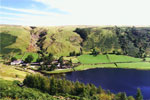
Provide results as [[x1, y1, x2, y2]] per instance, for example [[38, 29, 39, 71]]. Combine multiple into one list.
[[65, 68, 150, 99]]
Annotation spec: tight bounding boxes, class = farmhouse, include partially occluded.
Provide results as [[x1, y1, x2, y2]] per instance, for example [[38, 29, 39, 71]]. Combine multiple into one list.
[[10, 60, 23, 65]]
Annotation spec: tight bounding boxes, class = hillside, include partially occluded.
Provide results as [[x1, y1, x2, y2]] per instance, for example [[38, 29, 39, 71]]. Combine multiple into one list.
[[0, 25, 30, 55], [0, 25, 150, 58]]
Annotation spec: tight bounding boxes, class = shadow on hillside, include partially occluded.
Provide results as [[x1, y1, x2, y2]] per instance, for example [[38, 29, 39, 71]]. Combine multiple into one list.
[[0, 32, 21, 54]]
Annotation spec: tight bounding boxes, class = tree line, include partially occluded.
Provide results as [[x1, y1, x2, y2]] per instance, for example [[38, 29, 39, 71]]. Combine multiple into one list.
[[74, 27, 150, 58], [23, 74, 143, 100]]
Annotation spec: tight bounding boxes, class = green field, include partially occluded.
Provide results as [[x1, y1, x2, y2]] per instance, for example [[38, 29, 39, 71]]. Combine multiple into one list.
[[78, 54, 109, 64], [74, 64, 116, 71], [78, 54, 142, 64], [146, 58, 150, 61], [117, 62, 150, 70], [108, 54, 142, 62]]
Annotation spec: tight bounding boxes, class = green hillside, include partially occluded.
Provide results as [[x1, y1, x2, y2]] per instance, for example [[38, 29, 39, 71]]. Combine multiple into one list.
[[75, 27, 150, 57], [75, 27, 121, 53], [1, 25, 150, 58], [42, 26, 82, 56], [0, 25, 30, 55]]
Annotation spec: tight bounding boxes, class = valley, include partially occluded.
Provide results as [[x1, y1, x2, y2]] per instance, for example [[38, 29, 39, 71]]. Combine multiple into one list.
[[0, 25, 150, 100]]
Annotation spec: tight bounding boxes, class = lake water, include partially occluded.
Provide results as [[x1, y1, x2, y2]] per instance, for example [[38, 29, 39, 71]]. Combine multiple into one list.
[[65, 68, 150, 99]]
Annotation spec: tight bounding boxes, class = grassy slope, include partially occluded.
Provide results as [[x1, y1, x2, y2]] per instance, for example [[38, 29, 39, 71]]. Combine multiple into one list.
[[0, 25, 30, 55], [0, 64, 27, 81], [43, 26, 82, 56]]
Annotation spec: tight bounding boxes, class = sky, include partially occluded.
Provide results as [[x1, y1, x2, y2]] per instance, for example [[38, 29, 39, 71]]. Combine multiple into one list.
[[0, 0, 150, 26]]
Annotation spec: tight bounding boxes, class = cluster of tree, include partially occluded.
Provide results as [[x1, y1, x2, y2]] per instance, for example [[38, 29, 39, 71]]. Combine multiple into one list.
[[11, 57, 17, 62], [74, 28, 92, 41], [74, 27, 150, 58], [69, 51, 81, 56], [90, 48, 99, 56], [37, 55, 72, 71], [0, 79, 56, 100], [36, 30, 47, 56], [114, 26, 150, 58], [24, 55, 34, 63], [37, 53, 56, 71], [23, 74, 143, 100], [10, 55, 34, 63], [38, 64, 57, 71], [36, 53, 54, 65]]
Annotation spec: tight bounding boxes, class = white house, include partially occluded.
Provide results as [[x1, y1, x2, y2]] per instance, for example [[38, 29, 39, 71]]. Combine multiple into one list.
[[11, 60, 23, 65]]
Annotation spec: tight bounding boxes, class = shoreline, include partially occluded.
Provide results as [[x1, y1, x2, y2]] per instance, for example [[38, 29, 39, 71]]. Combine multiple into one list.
[[41, 62, 150, 74]]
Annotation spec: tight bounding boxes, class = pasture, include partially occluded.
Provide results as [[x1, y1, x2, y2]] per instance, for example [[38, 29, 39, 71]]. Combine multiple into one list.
[[108, 54, 142, 62], [78, 54, 109, 64]]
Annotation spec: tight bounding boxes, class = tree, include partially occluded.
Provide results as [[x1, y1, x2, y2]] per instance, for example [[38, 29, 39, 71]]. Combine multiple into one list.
[[49, 64, 56, 71], [58, 56, 63, 67], [91, 48, 99, 56], [41, 53, 54, 65], [69, 59, 72, 66], [69, 51, 76, 56], [49, 77, 57, 95], [2, 54, 10, 63], [25, 55, 34, 63], [120, 92, 128, 100], [136, 88, 143, 100], [11, 57, 17, 62], [128, 96, 135, 100], [97, 86, 103, 94]]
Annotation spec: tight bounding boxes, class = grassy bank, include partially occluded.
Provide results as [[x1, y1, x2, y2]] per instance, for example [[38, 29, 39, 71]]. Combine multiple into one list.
[[74, 64, 116, 71], [117, 62, 150, 70]]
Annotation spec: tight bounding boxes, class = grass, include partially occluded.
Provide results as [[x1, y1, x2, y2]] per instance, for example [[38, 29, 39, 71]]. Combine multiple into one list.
[[146, 58, 150, 61], [41, 68, 73, 74], [78, 54, 143, 64], [74, 64, 116, 71], [117, 62, 150, 70], [41, 26, 82, 56], [108, 54, 142, 62], [14, 52, 38, 62], [78, 54, 109, 64], [44, 54, 150, 74], [0, 25, 30, 55], [0, 64, 28, 81], [63, 56, 79, 63]]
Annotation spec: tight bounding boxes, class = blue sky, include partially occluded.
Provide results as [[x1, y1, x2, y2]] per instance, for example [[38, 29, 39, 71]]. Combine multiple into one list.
[[0, 0, 150, 26]]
